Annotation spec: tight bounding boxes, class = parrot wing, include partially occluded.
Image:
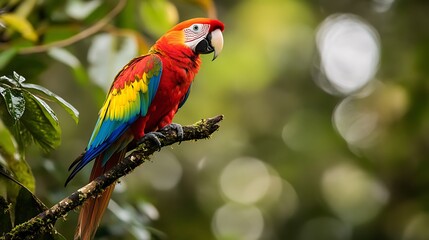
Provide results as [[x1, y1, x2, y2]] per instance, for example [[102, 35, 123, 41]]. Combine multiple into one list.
[[66, 54, 162, 184]]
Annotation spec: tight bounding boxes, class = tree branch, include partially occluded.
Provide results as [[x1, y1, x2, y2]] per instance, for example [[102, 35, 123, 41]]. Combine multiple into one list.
[[3, 115, 223, 240]]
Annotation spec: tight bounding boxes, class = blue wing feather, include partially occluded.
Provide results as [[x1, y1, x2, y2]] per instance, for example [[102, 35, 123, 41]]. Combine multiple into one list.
[[66, 54, 162, 183]]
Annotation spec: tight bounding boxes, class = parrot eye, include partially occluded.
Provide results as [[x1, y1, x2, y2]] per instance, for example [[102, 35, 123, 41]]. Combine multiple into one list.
[[190, 24, 203, 33]]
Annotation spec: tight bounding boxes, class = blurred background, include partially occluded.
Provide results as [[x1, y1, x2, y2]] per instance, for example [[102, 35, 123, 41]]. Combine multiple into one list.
[[1, 0, 429, 239]]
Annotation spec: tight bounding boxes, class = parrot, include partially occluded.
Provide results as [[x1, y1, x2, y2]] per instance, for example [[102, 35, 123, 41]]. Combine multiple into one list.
[[65, 18, 224, 240]]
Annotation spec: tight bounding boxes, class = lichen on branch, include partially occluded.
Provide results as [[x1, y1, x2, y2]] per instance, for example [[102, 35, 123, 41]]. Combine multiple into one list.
[[2, 115, 223, 240]]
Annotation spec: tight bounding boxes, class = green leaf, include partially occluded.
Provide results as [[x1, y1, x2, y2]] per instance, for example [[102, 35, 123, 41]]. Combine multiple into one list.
[[22, 83, 79, 124], [0, 118, 17, 157], [32, 94, 58, 122], [0, 164, 22, 187], [0, 75, 19, 87], [0, 48, 18, 70], [0, 167, 63, 238], [0, 164, 37, 210], [19, 91, 61, 151], [0, 72, 77, 152], [0, 165, 21, 218], [0, 131, 34, 193], [0, 13, 38, 41], [14, 187, 47, 225], [13, 178, 62, 238], [0, 87, 25, 121], [6, 156, 35, 193], [14, 185, 61, 240], [2, 90, 61, 152]]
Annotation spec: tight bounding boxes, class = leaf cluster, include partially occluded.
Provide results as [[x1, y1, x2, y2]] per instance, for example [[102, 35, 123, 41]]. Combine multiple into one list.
[[0, 71, 78, 152], [0, 72, 77, 239]]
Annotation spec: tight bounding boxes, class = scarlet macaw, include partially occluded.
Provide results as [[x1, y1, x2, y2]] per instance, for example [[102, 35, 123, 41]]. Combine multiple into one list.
[[65, 18, 224, 239]]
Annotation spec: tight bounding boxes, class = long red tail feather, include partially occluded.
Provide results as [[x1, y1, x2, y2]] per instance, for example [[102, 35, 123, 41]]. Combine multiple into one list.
[[74, 150, 126, 240]]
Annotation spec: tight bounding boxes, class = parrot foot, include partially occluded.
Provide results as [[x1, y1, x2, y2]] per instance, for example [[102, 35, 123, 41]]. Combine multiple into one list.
[[141, 132, 164, 151], [137, 123, 183, 150], [166, 123, 184, 141]]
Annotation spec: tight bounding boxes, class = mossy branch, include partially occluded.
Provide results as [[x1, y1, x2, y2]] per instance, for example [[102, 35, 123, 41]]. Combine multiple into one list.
[[2, 115, 223, 240]]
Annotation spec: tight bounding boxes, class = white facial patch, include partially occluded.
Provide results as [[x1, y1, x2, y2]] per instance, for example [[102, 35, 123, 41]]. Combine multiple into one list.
[[184, 23, 210, 50]]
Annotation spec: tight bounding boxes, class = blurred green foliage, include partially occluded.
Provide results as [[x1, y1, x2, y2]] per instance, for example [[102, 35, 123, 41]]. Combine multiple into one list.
[[1, 0, 429, 239], [0, 72, 74, 238]]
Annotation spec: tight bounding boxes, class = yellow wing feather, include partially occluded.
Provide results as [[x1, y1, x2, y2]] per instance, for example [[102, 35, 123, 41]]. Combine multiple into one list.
[[102, 75, 150, 122]]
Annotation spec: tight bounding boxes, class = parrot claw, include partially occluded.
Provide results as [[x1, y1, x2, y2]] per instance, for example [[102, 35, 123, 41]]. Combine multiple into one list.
[[137, 123, 183, 151], [167, 123, 184, 142], [141, 132, 165, 151]]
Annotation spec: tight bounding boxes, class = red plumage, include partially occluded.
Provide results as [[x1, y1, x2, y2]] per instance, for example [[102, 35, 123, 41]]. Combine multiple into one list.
[[69, 18, 224, 239]]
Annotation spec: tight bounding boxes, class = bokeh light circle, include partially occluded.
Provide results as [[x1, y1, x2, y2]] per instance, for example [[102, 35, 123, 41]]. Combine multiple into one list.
[[333, 95, 379, 147], [219, 157, 271, 204], [212, 203, 264, 240], [315, 14, 380, 94], [322, 163, 389, 225]]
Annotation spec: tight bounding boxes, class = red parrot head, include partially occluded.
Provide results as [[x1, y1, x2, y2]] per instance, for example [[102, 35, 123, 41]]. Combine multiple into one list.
[[154, 18, 225, 60]]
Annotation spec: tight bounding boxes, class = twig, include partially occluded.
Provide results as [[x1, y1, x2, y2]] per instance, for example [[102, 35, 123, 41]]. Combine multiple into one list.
[[2, 115, 223, 240], [18, 0, 127, 55]]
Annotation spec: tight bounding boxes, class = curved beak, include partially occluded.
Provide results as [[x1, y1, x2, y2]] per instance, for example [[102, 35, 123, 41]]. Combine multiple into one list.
[[195, 28, 224, 61], [209, 29, 224, 61]]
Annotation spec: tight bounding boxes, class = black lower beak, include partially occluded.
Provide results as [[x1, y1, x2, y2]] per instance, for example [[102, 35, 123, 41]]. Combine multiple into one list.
[[195, 33, 214, 55]]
